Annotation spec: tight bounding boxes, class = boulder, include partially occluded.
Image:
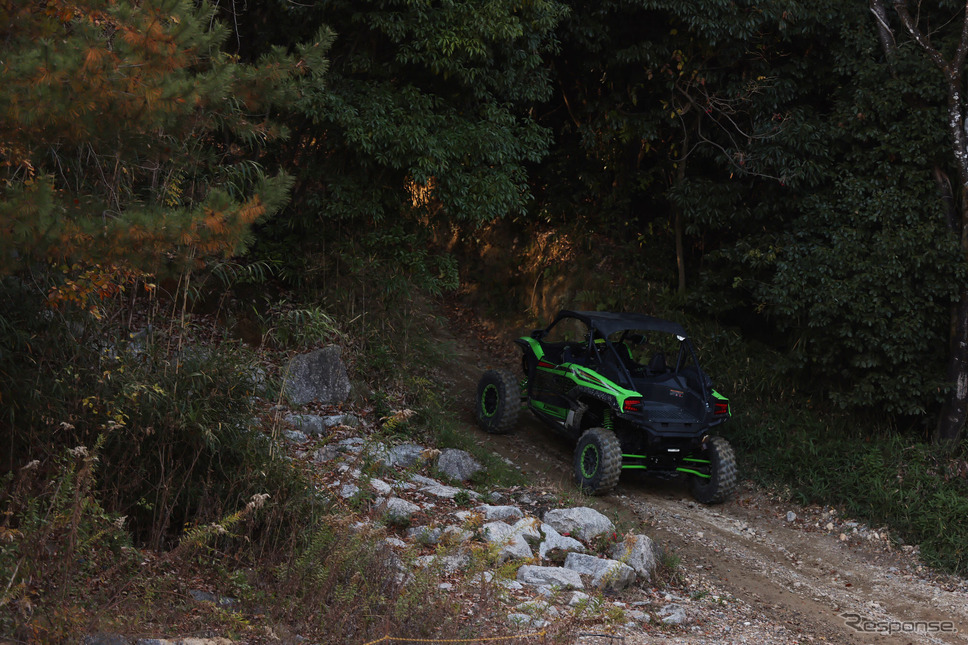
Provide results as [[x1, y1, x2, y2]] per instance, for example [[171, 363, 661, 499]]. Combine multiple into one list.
[[409, 474, 440, 487], [512, 517, 543, 545], [283, 429, 308, 443], [385, 443, 426, 468], [658, 603, 689, 626], [338, 483, 360, 499], [542, 507, 615, 542], [380, 497, 420, 522], [285, 414, 345, 436], [477, 504, 524, 522], [516, 565, 584, 589], [421, 482, 464, 499], [610, 534, 658, 582], [283, 346, 351, 406], [436, 448, 483, 481], [507, 614, 548, 628], [483, 521, 533, 561], [369, 478, 393, 496], [563, 552, 636, 590], [566, 591, 591, 607], [539, 523, 586, 559], [337, 437, 366, 453], [407, 526, 444, 545]]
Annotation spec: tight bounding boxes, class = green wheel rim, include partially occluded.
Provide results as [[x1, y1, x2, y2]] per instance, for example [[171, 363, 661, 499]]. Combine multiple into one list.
[[580, 443, 599, 478], [481, 383, 499, 418]]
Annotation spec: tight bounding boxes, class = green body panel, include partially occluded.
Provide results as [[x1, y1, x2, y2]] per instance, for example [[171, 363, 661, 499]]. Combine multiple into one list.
[[619, 458, 711, 478], [531, 399, 568, 419], [517, 336, 546, 361], [529, 355, 641, 412]]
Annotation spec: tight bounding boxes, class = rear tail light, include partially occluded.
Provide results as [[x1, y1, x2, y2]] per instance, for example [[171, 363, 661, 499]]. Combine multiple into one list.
[[623, 398, 642, 412], [714, 401, 729, 415]]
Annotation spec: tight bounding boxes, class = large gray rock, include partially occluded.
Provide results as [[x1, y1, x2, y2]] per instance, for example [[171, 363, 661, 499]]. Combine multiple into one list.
[[436, 448, 483, 481], [610, 534, 658, 582], [380, 497, 420, 522], [483, 521, 534, 561], [417, 551, 471, 573], [283, 429, 308, 443], [477, 504, 524, 522], [539, 523, 586, 559], [385, 443, 427, 468], [563, 552, 636, 590], [369, 478, 393, 495], [285, 413, 344, 436], [516, 565, 584, 589], [283, 346, 351, 406], [542, 507, 615, 542], [658, 603, 689, 625], [421, 482, 464, 499], [407, 526, 444, 545]]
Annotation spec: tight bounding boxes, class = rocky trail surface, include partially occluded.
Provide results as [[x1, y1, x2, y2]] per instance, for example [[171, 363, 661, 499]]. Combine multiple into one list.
[[441, 310, 968, 645]]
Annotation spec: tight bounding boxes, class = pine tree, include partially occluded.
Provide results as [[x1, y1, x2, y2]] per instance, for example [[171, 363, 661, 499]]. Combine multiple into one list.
[[0, 0, 325, 280]]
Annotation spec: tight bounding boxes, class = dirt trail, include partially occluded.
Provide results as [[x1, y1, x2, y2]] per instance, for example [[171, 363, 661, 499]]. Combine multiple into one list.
[[475, 411, 968, 645], [438, 311, 968, 644]]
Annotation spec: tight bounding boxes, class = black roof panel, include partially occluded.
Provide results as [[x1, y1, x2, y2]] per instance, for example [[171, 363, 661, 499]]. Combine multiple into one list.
[[555, 310, 688, 338]]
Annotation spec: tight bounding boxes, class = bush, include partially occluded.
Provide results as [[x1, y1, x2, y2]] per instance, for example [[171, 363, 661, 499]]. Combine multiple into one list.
[[0, 277, 316, 550]]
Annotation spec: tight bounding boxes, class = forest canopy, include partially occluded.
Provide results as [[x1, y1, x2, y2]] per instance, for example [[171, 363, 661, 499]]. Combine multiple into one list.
[[3, 0, 968, 442]]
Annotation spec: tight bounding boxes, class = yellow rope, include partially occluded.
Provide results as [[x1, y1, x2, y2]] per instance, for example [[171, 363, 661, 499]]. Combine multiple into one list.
[[362, 631, 547, 645]]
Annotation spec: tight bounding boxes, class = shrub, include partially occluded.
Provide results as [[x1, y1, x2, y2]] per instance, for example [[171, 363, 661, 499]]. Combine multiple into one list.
[[0, 278, 317, 550]]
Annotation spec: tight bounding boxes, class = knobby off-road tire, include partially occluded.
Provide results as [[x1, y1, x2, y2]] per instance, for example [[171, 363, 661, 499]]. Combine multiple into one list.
[[475, 369, 520, 434], [574, 427, 622, 495], [690, 435, 738, 504]]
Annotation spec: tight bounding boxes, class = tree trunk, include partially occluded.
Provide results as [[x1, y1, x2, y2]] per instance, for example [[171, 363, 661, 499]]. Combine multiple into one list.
[[938, 292, 968, 443], [870, 0, 896, 63], [675, 131, 688, 294], [894, 0, 968, 445]]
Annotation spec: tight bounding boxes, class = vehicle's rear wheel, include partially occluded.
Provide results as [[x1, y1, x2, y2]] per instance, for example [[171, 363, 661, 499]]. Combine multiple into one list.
[[690, 436, 738, 504], [475, 369, 520, 434], [574, 427, 622, 495]]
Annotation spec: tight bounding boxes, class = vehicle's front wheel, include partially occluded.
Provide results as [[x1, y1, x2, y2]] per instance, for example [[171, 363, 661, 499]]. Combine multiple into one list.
[[475, 369, 520, 434], [574, 427, 622, 495], [690, 436, 738, 504]]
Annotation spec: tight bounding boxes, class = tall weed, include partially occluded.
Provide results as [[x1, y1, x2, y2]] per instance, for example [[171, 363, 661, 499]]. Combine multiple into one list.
[[0, 445, 137, 642], [0, 276, 318, 550]]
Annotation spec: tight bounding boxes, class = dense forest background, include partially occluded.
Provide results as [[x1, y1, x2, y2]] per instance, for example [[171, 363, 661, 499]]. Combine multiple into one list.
[[5, 1, 968, 636], [18, 0, 966, 432], [7, 0, 968, 436]]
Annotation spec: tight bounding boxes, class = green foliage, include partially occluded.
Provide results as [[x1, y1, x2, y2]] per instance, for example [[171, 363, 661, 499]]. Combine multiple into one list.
[[0, 279, 317, 551], [259, 303, 344, 350], [677, 2, 965, 418], [0, 0, 310, 277], [232, 0, 566, 295]]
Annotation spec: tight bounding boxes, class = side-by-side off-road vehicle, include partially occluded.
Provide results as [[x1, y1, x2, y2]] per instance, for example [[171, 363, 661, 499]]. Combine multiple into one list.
[[475, 310, 737, 503]]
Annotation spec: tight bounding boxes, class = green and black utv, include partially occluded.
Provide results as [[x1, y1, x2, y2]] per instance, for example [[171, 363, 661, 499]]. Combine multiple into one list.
[[475, 310, 737, 502]]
